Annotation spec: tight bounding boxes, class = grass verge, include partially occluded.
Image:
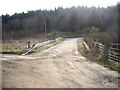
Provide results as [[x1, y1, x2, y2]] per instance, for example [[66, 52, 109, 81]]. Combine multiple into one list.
[[77, 39, 120, 73], [1, 38, 64, 55], [32, 38, 64, 52]]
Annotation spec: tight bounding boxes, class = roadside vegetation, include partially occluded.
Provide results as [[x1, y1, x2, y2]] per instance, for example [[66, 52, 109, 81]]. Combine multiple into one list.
[[33, 38, 64, 53], [1, 31, 64, 55], [32, 31, 64, 53], [77, 39, 120, 73], [1, 38, 64, 55], [47, 31, 59, 40], [77, 27, 119, 73]]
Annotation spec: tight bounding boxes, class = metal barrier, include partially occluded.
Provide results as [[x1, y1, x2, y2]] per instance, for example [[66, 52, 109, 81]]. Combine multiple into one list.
[[22, 37, 63, 55]]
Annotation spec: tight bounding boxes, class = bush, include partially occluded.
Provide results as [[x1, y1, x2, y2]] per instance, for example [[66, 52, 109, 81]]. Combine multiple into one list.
[[90, 27, 100, 33], [82, 27, 91, 34], [82, 27, 100, 34], [47, 31, 59, 40]]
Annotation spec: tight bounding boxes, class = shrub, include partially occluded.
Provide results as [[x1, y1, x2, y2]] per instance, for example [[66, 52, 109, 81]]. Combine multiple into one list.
[[90, 27, 100, 33], [82, 27, 91, 34], [47, 31, 59, 40]]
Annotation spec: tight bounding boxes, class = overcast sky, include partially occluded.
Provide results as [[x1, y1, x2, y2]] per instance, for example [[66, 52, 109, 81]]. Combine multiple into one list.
[[0, 0, 119, 15]]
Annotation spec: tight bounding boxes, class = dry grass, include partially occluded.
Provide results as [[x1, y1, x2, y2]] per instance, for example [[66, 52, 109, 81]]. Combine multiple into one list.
[[1, 38, 64, 55], [33, 39, 64, 52], [77, 39, 120, 73]]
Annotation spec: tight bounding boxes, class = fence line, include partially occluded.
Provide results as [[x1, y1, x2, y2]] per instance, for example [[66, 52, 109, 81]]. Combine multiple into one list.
[[96, 43, 120, 62]]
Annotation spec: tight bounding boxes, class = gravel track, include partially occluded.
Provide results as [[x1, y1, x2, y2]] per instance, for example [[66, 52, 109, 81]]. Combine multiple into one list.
[[2, 38, 119, 88]]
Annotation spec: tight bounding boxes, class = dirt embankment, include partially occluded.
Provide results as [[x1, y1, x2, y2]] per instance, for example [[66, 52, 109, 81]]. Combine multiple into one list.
[[2, 38, 119, 88]]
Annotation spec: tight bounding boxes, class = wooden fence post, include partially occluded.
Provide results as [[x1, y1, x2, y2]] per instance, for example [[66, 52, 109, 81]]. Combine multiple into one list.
[[95, 42, 99, 54], [26, 41, 31, 49], [103, 44, 109, 60]]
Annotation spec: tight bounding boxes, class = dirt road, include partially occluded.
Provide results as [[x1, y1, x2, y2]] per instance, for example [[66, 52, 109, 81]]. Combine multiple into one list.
[[2, 38, 119, 88]]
